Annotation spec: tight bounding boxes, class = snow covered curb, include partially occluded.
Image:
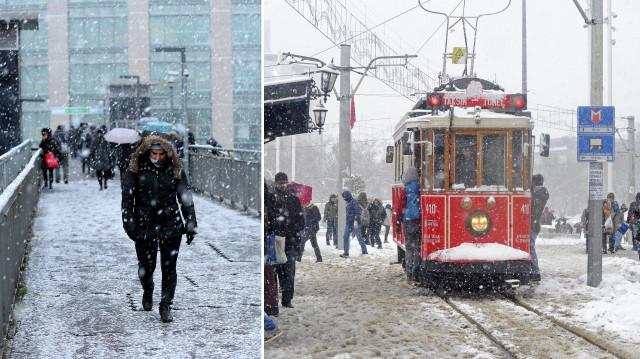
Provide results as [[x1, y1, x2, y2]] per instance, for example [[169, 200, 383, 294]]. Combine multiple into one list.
[[426, 242, 531, 261]]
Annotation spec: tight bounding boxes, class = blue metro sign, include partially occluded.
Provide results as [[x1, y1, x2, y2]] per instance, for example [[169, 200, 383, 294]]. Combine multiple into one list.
[[577, 106, 615, 162]]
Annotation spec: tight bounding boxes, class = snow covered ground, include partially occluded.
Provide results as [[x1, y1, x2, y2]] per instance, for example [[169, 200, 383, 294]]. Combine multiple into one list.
[[6, 165, 261, 358], [265, 229, 640, 358]]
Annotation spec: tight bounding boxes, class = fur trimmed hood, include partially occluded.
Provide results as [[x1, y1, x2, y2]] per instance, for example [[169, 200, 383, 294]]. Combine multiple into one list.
[[129, 136, 182, 179]]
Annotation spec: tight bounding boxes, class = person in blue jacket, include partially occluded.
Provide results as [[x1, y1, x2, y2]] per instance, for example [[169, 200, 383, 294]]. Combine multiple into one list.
[[400, 167, 421, 283], [340, 190, 369, 257]]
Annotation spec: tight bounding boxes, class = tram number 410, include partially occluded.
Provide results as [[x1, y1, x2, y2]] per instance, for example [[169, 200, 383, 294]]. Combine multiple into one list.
[[425, 203, 437, 214], [520, 204, 530, 215]]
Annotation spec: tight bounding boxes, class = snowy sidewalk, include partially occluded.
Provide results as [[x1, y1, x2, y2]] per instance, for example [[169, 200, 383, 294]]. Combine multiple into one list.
[[6, 164, 261, 359]]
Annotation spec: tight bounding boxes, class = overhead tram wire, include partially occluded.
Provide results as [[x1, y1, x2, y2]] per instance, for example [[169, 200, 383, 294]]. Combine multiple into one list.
[[309, 1, 432, 58], [416, 0, 465, 54]]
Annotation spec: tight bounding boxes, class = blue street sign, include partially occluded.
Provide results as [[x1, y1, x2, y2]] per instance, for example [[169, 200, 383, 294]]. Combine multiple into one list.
[[577, 106, 615, 162]]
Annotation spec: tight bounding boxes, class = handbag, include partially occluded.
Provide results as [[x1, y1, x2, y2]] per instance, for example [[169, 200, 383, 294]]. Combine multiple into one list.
[[273, 235, 286, 264], [604, 216, 613, 230], [45, 153, 59, 168], [265, 233, 278, 265], [617, 222, 629, 235]]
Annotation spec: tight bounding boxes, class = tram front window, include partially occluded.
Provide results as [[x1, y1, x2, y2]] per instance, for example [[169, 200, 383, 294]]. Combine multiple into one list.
[[455, 134, 477, 188], [482, 134, 505, 186]]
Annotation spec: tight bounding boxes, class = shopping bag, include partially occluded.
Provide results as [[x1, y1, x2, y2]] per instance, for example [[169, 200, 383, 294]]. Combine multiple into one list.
[[45, 153, 59, 168], [265, 233, 278, 264], [617, 222, 629, 235], [604, 216, 613, 229], [273, 235, 286, 264]]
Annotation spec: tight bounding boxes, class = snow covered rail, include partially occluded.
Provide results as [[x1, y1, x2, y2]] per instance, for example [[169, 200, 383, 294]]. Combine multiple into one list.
[[0, 148, 41, 353], [435, 291, 631, 358], [188, 145, 260, 214], [0, 140, 33, 193]]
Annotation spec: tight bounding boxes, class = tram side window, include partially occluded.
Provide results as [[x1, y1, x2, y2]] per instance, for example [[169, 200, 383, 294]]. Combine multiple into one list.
[[454, 134, 477, 188], [482, 134, 506, 187], [512, 131, 523, 189], [433, 131, 445, 190]]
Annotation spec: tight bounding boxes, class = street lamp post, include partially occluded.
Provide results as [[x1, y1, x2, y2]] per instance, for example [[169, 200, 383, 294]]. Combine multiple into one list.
[[156, 47, 189, 177], [120, 75, 140, 122]]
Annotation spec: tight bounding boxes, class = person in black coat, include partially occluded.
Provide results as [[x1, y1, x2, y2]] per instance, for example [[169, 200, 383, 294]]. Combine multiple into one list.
[[297, 202, 322, 262], [121, 135, 197, 323], [88, 128, 115, 190], [271, 172, 304, 308], [38, 127, 61, 189], [530, 174, 549, 281]]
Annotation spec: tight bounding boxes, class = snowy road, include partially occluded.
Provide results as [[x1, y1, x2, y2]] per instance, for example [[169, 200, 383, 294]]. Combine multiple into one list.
[[6, 166, 261, 359], [265, 231, 640, 358]]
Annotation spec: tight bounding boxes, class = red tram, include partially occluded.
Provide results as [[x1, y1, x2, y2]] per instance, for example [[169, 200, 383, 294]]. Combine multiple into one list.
[[389, 77, 540, 290]]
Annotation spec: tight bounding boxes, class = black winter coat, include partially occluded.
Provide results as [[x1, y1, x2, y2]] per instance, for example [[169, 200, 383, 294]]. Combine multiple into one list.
[[121, 156, 197, 240], [89, 138, 115, 171], [531, 185, 549, 233], [39, 137, 61, 169], [627, 194, 640, 225], [271, 186, 304, 252]]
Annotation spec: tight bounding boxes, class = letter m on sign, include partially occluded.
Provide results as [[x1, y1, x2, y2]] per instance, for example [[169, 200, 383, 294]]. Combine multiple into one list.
[[591, 110, 602, 125]]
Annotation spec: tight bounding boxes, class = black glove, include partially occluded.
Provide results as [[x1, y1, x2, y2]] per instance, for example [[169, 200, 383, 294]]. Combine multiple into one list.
[[186, 233, 196, 245]]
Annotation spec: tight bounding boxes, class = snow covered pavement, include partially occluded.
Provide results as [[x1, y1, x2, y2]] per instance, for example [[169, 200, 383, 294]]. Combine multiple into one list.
[[266, 232, 640, 358], [6, 169, 261, 359]]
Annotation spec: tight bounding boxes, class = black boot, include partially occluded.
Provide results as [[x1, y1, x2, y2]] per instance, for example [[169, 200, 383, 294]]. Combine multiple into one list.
[[142, 287, 153, 311], [49, 178, 53, 189], [159, 303, 173, 322], [99, 179, 103, 190], [104, 179, 108, 189]]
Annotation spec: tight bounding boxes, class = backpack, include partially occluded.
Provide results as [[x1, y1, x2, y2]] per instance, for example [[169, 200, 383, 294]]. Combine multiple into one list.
[[360, 205, 370, 226]]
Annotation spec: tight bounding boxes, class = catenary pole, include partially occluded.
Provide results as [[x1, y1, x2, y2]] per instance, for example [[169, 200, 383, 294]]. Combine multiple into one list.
[[336, 44, 351, 251], [628, 116, 635, 207], [522, 0, 527, 96], [587, 0, 604, 288], [606, 0, 614, 194]]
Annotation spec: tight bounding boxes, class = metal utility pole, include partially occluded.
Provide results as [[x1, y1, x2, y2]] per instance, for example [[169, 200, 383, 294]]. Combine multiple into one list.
[[522, 0, 527, 95], [606, 0, 614, 194], [587, 0, 604, 288], [628, 116, 636, 206], [336, 44, 351, 251]]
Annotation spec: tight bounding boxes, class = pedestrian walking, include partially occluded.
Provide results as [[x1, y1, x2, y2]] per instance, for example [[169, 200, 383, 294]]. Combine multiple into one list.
[[263, 182, 279, 317], [383, 204, 392, 243], [271, 172, 304, 308], [530, 174, 549, 282], [367, 198, 386, 249], [340, 190, 368, 258], [357, 192, 370, 243], [298, 202, 323, 262], [52, 124, 70, 184], [88, 128, 115, 190], [323, 194, 339, 246], [39, 127, 61, 190], [121, 135, 198, 323], [614, 202, 628, 251], [603, 199, 615, 254], [626, 192, 640, 252], [397, 167, 421, 283]]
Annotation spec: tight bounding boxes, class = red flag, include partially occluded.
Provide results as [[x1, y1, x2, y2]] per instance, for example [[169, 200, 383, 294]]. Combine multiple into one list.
[[350, 96, 356, 129]]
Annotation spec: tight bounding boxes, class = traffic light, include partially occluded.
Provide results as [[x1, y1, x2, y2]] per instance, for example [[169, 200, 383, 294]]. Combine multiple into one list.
[[509, 94, 527, 112], [540, 133, 550, 157], [425, 93, 445, 111]]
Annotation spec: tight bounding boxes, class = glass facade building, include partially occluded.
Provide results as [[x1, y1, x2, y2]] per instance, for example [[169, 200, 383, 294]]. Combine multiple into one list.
[[0, 0, 260, 150]]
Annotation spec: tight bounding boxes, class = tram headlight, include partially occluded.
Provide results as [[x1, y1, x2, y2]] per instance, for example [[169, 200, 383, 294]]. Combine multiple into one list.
[[465, 210, 492, 236], [461, 197, 473, 211]]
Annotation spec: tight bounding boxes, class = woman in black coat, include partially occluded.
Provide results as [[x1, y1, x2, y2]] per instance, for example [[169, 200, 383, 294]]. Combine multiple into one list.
[[88, 128, 115, 190], [121, 135, 198, 323], [39, 127, 61, 189]]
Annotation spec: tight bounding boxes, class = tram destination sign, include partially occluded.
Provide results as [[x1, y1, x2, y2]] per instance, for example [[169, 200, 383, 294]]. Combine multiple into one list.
[[577, 106, 615, 162]]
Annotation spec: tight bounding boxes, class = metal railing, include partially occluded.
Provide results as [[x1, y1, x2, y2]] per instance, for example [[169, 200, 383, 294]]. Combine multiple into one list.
[[0, 149, 41, 351], [188, 145, 261, 213], [0, 140, 33, 193]]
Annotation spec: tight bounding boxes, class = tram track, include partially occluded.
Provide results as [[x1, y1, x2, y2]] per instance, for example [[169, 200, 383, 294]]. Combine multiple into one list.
[[429, 289, 633, 359]]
